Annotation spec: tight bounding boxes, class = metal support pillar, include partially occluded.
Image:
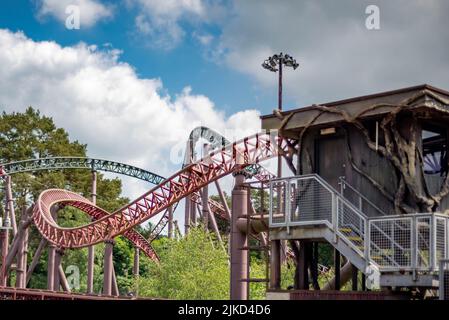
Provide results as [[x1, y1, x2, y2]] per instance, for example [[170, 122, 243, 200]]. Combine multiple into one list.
[[335, 249, 341, 291], [230, 173, 248, 300], [103, 239, 114, 296], [215, 181, 231, 220], [184, 196, 191, 235], [0, 228, 8, 286], [351, 264, 358, 291], [5, 176, 17, 236], [53, 248, 64, 291], [87, 170, 96, 294], [167, 206, 173, 239], [47, 205, 58, 291], [298, 242, 309, 290], [111, 267, 119, 296], [15, 208, 29, 288], [270, 239, 281, 290], [202, 184, 209, 231], [47, 243, 56, 291]]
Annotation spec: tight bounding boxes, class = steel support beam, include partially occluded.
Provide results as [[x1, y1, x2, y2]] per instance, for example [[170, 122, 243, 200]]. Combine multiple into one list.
[[270, 239, 281, 290], [5, 176, 17, 236], [167, 206, 173, 239], [335, 249, 341, 291], [214, 181, 231, 220], [53, 248, 64, 291], [87, 170, 97, 294], [230, 173, 248, 300], [102, 239, 114, 296]]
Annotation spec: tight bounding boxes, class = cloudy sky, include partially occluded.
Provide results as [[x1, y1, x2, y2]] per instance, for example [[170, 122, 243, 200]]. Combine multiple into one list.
[[0, 0, 448, 227]]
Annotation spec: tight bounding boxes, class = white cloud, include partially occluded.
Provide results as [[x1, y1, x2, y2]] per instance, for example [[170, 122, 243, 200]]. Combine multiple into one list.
[[0, 29, 260, 224], [128, 0, 226, 50], [36, 0, 114, 28], [215, 0, 449, 106]]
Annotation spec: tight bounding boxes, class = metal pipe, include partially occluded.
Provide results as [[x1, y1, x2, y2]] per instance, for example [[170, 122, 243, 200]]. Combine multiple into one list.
[[5, 176, 17, 236], [15, 207, 28, 288], [270, 240, 281, 289], [47, 205, 59, 291], [167, 206, 173, 239], [202, 184, 209, 231], [230, 173, 248, 300], [53, 248, 63, 291], [205, 202, 225, 251], [47, 244, 56, 291], [102, 239, 114, 295], [184, 196, 191, 235], [87, 170, 96, 294]]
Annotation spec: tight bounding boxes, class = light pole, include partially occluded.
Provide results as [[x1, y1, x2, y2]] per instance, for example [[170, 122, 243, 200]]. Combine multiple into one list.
[[262, 53, 299, 178]]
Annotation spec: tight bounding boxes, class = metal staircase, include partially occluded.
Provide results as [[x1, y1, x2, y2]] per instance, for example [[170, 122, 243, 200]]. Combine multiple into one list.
[[268, 174, 449, 290]]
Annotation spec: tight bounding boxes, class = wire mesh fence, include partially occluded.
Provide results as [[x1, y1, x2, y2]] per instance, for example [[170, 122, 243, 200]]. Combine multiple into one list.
[[269, 175, 449, 273]]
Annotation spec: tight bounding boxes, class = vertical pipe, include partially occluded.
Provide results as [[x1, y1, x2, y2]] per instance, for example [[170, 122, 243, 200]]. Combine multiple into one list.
[[270, 240, 281, 289], [184, 196, 191, 235], [87, 170, 97, 294], [47, 243, 56, 291], [351, 264, 358, 291], [5, 176, 17, 236], [298, 242, 309, 290], [167, 206, 173, 239], [53, 248, 63, 291], [202, 185, 209, 231], [47, 205, 58, 291], [230, 173, 248, 300], [103, 239, 114, 296], [335, 249, 341, 291], [15, 207, 28, 288], [0, 228, 9, 286]]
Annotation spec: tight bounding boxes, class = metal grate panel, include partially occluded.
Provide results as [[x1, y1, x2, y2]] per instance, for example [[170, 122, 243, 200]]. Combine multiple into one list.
[[290, 178, 332, 224], [370, 218, 412, 269]]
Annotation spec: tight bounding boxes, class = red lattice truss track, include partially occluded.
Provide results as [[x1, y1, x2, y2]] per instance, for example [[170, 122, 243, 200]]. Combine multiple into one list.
[[33, 133, 288, 257]]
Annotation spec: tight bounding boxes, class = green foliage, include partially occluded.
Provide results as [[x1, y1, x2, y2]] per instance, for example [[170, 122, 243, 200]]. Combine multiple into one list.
[[137, 227, 230, 300], [0, 108, 132, 292]]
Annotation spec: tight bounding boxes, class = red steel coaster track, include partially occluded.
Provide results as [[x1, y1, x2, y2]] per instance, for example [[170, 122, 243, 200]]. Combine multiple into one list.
[[33, 133, 288, 251]]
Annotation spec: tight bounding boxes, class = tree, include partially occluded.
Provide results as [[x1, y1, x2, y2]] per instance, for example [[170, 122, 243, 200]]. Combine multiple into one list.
[[137, 227, 231, 299], [0, 107, 132, 292]]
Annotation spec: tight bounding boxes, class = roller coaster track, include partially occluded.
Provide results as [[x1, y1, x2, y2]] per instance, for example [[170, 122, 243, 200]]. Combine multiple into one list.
[[0, 157, 165, 184], [33, 133, 288, 250]]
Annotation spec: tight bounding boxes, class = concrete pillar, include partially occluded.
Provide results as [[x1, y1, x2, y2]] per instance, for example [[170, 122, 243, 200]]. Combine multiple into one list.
[[87, 171, 97, 294], [167, 206, 173, 239], [103, 239, 114, 296], [230, 173, 248, 300], [270, 239, 281, 290]]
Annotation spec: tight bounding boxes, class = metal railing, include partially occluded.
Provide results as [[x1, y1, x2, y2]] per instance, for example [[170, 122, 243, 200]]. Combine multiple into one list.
[[269, 174, 449, 274]]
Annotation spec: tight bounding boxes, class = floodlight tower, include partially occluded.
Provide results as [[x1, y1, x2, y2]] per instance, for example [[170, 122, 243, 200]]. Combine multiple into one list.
[[261, 53, 299, 178]]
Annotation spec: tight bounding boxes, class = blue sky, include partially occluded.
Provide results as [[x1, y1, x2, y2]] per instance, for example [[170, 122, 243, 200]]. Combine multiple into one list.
[[0, 0, 291, 117]]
